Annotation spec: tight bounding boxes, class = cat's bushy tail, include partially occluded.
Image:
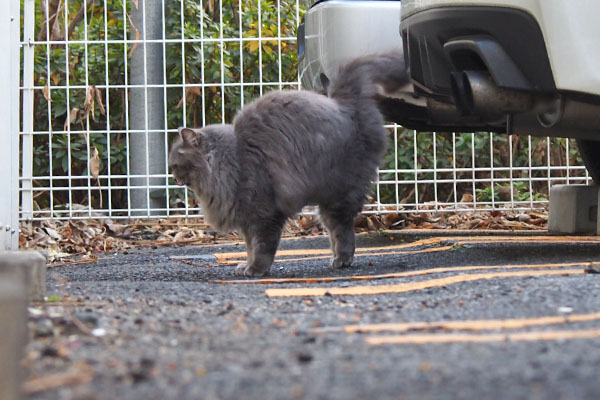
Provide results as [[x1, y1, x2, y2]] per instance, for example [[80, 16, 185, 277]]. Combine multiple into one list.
[[326, 51, 408, 104]]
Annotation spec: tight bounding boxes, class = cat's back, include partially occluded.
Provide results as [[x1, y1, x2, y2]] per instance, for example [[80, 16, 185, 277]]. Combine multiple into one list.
[[233, 90, 357, 176], [240, 89, 336, 116], [233, 90, 348, 143]]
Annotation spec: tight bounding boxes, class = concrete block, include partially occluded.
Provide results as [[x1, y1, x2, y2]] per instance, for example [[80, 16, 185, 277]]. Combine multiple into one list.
[[548, 184, 598, 234], [0, 251, 47, 302], [0, 277, 28, 400]]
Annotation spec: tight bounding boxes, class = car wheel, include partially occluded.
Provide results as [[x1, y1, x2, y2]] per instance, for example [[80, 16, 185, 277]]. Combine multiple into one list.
[[576, 139, 600, 183]]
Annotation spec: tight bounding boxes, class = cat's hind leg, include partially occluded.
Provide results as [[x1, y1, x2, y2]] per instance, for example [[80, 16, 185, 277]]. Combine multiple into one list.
[[235, 216, 285, 277], [320, 207, 357, 269]]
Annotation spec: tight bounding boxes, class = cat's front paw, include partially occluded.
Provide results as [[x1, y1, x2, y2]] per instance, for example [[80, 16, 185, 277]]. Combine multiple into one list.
[[330, 256, 352, 269], [235, 263, 268, 277], [235, 263, 249, 276]]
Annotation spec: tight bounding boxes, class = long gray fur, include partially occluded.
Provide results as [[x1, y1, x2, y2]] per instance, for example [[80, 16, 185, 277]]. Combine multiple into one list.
[[169, 52, 407, 276]]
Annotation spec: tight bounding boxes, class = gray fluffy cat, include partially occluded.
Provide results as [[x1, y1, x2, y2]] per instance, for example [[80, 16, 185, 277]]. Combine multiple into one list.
[[169, 52, 406, 276]]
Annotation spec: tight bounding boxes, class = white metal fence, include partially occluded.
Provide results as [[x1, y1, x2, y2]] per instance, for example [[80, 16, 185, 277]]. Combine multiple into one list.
[[19, 0, 590, 223]]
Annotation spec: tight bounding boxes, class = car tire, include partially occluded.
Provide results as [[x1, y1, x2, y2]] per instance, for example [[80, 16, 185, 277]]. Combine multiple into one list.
[[576, 139, 600, 183]]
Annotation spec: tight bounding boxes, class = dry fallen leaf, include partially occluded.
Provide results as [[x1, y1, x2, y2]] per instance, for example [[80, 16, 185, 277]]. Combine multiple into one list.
[[94, 87, 106, 116], [42, 226, 62, 241], [46, 248, 72, 262], [106, 221, 132, 237], [89, 147, 100, 180], [89, 147, 102, 208], [460, 193, 474, 203], [63, 108, 80, 131], [43, 85, 52, 102], [173, 230, 192, 242], [83, 85, 96, 121], [49, 0, 64, 41]]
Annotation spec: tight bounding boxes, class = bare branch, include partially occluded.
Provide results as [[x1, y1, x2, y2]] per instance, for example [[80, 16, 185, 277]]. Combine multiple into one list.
[[48, 0, 99, 42], [37, 0, 61, 41], [62, 2, 87, 41]]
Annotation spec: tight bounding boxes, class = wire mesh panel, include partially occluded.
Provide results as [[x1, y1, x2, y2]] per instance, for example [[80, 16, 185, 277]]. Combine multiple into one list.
[[370, 129, 589, 215], [19, 0, 590, 222]]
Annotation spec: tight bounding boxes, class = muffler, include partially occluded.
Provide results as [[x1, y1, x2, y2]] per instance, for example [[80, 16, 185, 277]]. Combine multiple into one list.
[[452, 71, 535, 119]]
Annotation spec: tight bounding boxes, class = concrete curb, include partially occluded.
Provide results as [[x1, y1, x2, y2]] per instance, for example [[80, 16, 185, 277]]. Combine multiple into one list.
[[548, 185, 598, 234], [0, 277, 28, 400], [0, 251, 47, 302]]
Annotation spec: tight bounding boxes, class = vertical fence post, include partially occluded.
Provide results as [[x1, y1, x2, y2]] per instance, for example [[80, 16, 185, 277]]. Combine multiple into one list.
[[0, 0, 21, 250], [129, 0, 167, 216], [21, 0, 35, 224]]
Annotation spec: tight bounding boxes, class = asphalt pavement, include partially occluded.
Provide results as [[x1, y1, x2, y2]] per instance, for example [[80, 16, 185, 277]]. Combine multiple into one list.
[[25, 231, 600, 400]]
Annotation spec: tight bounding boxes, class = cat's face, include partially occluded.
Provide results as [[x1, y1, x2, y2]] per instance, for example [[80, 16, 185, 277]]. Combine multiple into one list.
[[168, 128, 209, 191]]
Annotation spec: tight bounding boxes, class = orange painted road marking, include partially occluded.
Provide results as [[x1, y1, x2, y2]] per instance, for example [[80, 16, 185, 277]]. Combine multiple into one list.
[[219, 245, 455, 265], [213, 235, 600, 264], [342, 313, 600, 334], [213, 237, 450, 262], [264, 269, 585, 297], [215, 261, 599, 285], [365, 328, 600, 345]]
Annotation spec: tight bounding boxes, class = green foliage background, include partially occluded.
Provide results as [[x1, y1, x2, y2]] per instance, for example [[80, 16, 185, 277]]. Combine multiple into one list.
[[24, 0, 585, 215]]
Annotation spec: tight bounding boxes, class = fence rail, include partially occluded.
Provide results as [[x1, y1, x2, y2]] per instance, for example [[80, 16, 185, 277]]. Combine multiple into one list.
[[18, 0, 590, 222]]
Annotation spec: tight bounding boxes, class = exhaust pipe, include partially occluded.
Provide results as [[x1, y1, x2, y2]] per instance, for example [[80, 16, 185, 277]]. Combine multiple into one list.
[[451, 71, 535, 119], [447, 70, 600, 136], [512, 95, 600, 139]]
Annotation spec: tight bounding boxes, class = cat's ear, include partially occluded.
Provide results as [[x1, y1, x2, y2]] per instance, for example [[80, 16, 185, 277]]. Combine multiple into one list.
[[178, 127, 201, 147]]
